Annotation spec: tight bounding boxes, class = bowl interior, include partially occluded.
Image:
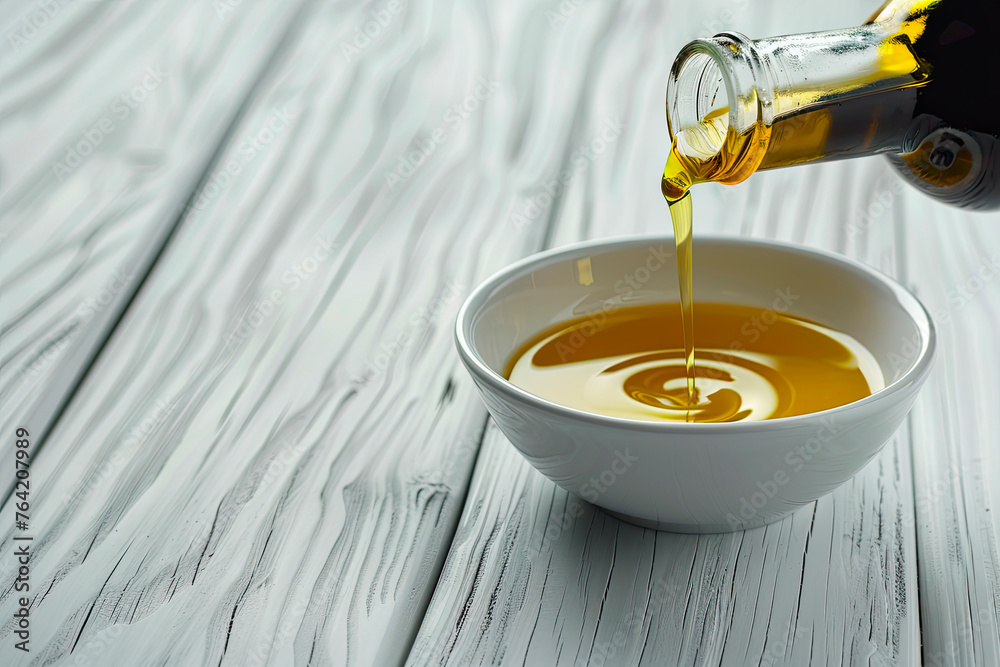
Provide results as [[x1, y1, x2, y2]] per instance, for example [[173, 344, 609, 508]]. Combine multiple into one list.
[[464, 236, 931, 394]]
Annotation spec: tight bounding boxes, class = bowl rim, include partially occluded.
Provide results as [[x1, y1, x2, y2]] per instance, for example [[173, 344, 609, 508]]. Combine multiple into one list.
[[454, 233, 937, 433]]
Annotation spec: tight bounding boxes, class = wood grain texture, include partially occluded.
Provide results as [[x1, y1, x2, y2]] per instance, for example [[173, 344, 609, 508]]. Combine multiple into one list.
[[408, 1, 929, 665], [0, 0, 599, 664], [0, 0, 302, 458], [903, 210, 1000, 666], [0, 0, 995, 665]]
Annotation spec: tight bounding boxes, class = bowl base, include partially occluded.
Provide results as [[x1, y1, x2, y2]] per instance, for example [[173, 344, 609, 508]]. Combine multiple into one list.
[[602, 507, 794, 534]]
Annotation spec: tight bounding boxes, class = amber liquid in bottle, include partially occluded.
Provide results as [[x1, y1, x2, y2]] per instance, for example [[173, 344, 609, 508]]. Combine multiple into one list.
[[663, 0, 1000, 199], [656, 0, 999, 416], [752, 0, 1000, 207], [506, 0, 994, 423], [873, 0, 1000, 207]]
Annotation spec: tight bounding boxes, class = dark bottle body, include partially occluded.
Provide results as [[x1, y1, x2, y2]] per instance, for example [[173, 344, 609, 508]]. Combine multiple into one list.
[[665, 0, 1000, 210], [876, 0, 1000, 209]]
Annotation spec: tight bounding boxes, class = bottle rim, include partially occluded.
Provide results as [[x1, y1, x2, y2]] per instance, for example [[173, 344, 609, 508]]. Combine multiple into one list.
[[666, 32, 773, 145]]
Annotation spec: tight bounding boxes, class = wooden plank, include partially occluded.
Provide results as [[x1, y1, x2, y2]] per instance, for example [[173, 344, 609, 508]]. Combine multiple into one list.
[[0, 0, 303, 457], [408, 1, 926, 664], [0, 0, 614, 663], [903, 209, 1000, 666]]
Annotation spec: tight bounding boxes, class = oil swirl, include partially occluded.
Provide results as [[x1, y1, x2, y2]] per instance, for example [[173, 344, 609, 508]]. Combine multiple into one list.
[[505, 303, 882, 423]]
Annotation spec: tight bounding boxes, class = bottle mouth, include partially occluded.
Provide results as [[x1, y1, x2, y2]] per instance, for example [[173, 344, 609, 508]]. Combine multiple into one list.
[[667, 47, 729, 151], [666, 33, 771, 155]]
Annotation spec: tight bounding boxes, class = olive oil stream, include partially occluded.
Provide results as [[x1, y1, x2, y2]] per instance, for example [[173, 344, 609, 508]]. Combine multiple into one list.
[[660, 105, 761, 416], [501, 0, 1000, 422], [503, 109, 881, 423]]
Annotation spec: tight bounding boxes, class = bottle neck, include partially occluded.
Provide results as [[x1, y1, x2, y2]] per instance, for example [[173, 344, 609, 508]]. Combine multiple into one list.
[[666, 21, 930, 182]]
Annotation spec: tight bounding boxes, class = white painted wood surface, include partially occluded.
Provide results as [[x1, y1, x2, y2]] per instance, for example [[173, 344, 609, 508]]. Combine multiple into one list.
[[2, 0, 553, 664], [0, 0, 996, 665], [0, 0, 303, 455], [903, 213, 1000, 667]]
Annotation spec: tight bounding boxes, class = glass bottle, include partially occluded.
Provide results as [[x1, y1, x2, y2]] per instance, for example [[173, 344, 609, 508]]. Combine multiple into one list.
[[662, 0, 1000, 210]]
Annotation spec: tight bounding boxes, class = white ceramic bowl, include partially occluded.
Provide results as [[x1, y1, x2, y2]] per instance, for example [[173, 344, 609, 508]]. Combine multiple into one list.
[[455, 235, 935, 533]]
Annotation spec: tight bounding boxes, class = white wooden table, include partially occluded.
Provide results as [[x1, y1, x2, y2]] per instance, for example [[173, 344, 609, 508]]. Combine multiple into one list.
[[1, 1, 998, 665]]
